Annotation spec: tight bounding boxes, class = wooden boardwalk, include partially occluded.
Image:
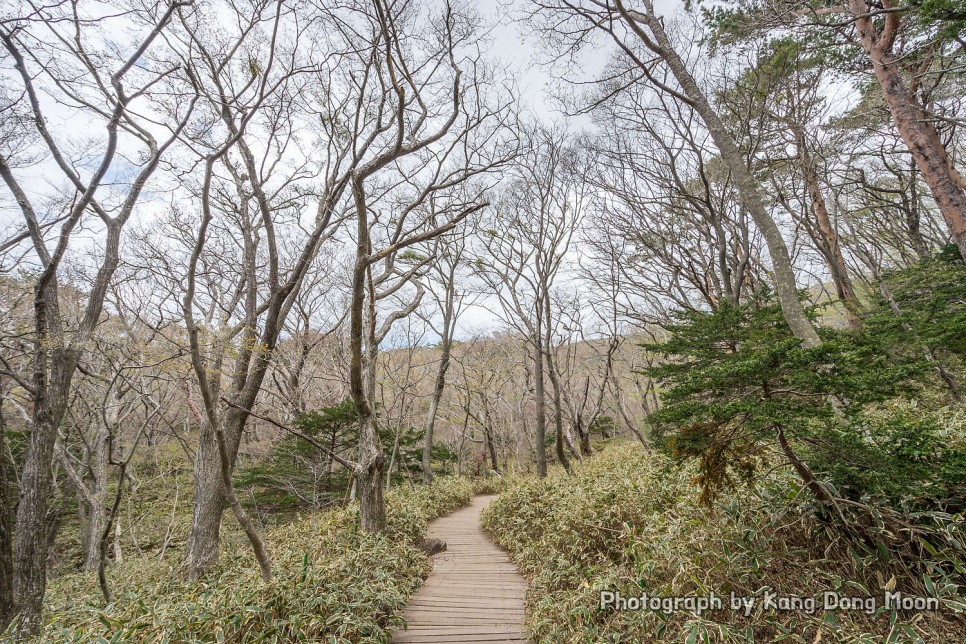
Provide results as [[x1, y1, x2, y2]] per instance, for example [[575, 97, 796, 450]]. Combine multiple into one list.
[[392, 495, 528, 643]]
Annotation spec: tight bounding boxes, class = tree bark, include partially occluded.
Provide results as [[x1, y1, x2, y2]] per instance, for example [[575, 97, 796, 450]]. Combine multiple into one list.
[[97, 463, 127, 603], [775, 425, 836, 505], [576, 417, 592, 457], [356, 413, 387, 532], [531, 336, 549, 478], [0, 409, 14, 632], [348, 170, 387, 532], [788, 123, 859, 310], [214, 423, 272, 582], [12, 329, 74, 635], [186, 418, 228, 580], [422, 313, 453, 484], [83, 423, 111, 572], [849, 0, 966, 260], [483, 423, 499, 473], [543, 329, 571, 474], [185, 409, 244, 580], [619, 1, 822, 347]]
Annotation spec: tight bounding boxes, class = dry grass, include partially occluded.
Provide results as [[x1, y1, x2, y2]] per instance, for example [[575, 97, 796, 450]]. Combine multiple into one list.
[[482, 444, 966, 643]]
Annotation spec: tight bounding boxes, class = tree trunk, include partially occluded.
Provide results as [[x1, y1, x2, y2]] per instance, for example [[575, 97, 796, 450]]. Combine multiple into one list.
[[422, 339, 452, 485], [0, 410, 14, 632], [789, 123, 859, 310], [356, 413, 386, 532], [483, 423, 499, 473], [626, 5, 822, 347], [576, 418, 592, 457], [386, 422, 401, 491], [910, 167, 932, 259], [83, 423, 111, 572], [97, 462, 128, 603], [185, 410, 244, 580], [214, 423, 271, 582], [851, 1, 966, 260], [543, 346, 571, 474], [113, 521, 122, 565], [83, 504, 107, 574], [12, 338, 73, 636], [775, 425, 834, 503], [12, 416, 60, 636], [531, 338, 548, 478], [185, 419, 226, 580]]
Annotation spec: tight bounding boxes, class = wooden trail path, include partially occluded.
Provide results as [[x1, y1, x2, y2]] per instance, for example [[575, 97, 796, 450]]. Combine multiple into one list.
[[392, 495, 529, 643]]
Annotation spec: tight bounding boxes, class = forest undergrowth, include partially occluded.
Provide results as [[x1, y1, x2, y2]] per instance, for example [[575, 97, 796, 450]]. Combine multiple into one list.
[[483, 445, 966, 643], [37, 478, 474, 642]]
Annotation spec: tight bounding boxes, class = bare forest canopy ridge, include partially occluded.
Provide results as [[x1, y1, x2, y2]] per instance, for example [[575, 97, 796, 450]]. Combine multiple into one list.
[[0, 0, 965, 641]]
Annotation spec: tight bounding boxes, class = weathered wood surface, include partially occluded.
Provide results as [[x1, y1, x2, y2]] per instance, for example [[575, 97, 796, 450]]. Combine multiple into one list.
[[392, 495, 529, 643]]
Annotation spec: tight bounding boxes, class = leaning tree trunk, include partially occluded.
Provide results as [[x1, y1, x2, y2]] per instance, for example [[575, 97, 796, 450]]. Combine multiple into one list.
[[775, 425, 835, 504], [789, 122, 859, 310], [850, 1, 966, 261], [807, 178, 858, 305], [626, 5, 822, 347], [214, 423, 272, 582]]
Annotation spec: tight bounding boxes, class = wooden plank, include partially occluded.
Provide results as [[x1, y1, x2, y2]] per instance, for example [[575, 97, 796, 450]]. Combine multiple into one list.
[[402, 608, 525, 618], [405, 598, 523, 609], [392, 633, 527, 644], [405, 599, 524, 609], [391, 495, 529, 643], [401, 626, 524, 633]]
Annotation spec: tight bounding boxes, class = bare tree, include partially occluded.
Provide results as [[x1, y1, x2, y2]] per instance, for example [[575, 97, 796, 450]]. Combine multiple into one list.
[[584, 88, 764, 318], [478, 127, 584, 476], [418, 224, 477, 484], [344, 0, 514, 531], [531, 0, 822, 345], [57, 320, 176, 574], [0, 2, 195, 633], [717, 42, 860, 313]]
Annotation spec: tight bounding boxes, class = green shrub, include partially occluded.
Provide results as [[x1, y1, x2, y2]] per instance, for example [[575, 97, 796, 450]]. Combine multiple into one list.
[[807, 405, 966, 506], [38, 477, 473, 642], [235, 400, 358, 512], [482, 445, 966, 643], [863, 250, 966, 363], [642, 288, 956, 508], [235, 400, 452, 513]]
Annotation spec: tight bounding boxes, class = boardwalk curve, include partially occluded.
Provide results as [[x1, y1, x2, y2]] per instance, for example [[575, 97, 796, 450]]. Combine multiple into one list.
[[392, 495, 528, 643]]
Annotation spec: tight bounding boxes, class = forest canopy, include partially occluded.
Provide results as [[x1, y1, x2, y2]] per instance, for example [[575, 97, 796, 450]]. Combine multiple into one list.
[[0, 0, 964, 640]]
